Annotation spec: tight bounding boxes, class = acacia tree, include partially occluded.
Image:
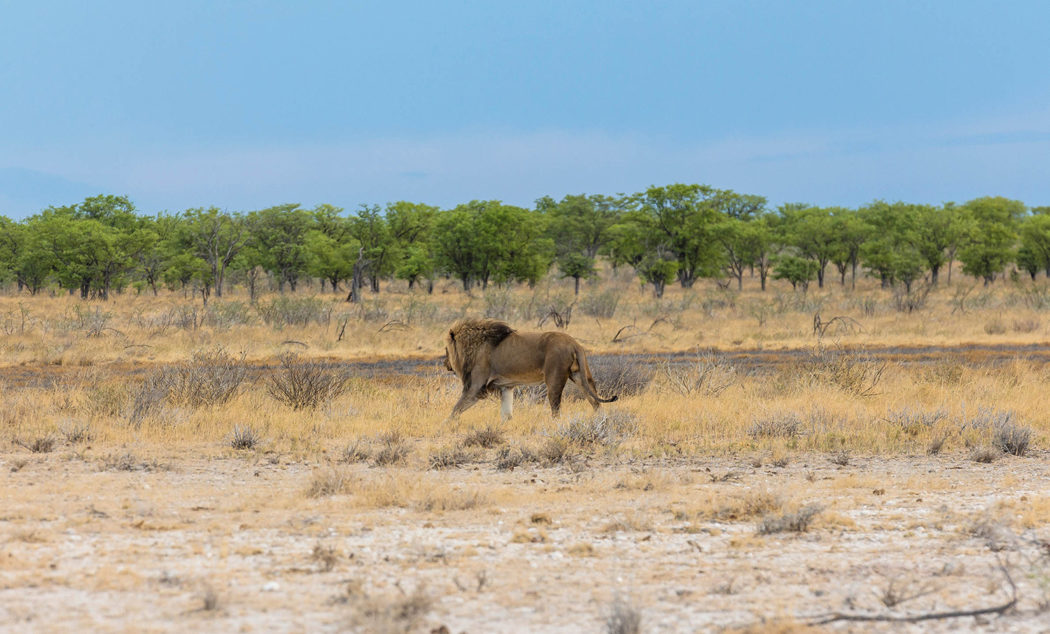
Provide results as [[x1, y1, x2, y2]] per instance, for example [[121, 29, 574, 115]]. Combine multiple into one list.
[[713, 216, 774, 290], [541, 193, 622, 294], [1018, 213, 1050, 278], [178, 207, 250, 298], [249, 204, 311, 292], [386, 201, 438, 291], [958, 196, 1024, 284], [635, 184, 722, 288], [828, 209, 867, 289]]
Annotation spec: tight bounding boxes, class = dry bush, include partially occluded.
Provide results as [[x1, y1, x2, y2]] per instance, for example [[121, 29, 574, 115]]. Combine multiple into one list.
[[266, 353, 349, 410], [883, 406, 947, 437], [800, 345, 885, 396], [747, 413, 802, 440], [757, 504, 823, 534], [963, 408, 1031, 457], [427, 445, 472, 470], [59, 421, 92, 445], [992, 418, 1031, 457], [351, 586, 433, 633], [310, 541, 340, 572], [538, 437, 574, 465], [228, 424, 263, 450], [461, 424, 504, 448], [983, 318, 1007, 335], [580, 289, 622, 318], [582, 356, 653, 398], [341, 438, 372, 463], [1012, 318, 1040, 333], [306, 467, 354, 497], [658, 353, 735, 396], [372, 432, 410, 467], [14, 435, 56, 453], [920, 360, 964, 385], [129, 347, 248, 419], [257, 296, 332, 328], [605, 598, 642, 634], [969, 446, 1001, 464], [495, 445, 538, 471], [704, 490, 785, 522], [554, 410, 637, 447]]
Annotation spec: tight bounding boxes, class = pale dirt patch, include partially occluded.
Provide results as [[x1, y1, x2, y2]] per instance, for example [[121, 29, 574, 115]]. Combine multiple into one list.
[[1, 450, 1049, 633]]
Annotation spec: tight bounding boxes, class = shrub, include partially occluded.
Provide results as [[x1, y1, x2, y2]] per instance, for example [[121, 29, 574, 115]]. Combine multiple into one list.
[[554, 411, 637, 447], [580, 290, 622, 319], [229, 424, 263, 450], [15, 435, 55, 453], [584, 356, 653, 398], [605, 598, 642, 634], [462, 425, 504, 448], [427, 445, 472, 470], [372, 432, 410, 467], [747, 413, 802, 440], [757, 504, 823, 534], [658, 352, 735, 396], [495, 445, 538, 471], [129, 347, 249, 420], [257, 296, 332, 329], [266, 353, 349, 410], [306, 467, 353, 497]]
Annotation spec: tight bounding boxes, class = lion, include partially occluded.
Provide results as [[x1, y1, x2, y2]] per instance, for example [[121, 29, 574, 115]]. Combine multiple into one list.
[[443, 318, 618, 420]]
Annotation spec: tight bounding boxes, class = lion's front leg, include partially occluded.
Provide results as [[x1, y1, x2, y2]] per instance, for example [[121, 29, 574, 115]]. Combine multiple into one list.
[[449, 370, 490, 419]]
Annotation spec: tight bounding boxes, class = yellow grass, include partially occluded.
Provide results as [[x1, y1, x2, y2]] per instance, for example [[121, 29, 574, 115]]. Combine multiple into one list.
[[3, 276, 1050, 630]]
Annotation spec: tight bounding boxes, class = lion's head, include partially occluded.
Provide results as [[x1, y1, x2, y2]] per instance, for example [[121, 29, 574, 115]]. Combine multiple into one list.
[[444, 318, 515, 379]]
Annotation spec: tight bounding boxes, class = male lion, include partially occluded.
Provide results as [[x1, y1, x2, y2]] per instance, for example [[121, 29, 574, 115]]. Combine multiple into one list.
[[443, 318, 617, 420]]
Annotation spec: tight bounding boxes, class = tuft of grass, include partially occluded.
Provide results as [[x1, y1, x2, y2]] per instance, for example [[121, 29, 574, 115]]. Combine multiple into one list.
[[306, 467, 354, 498], [757, 504, 824, 535], [969, 446, 1001, 464], [427, 445, 472, 470], [605, 598, 642, 634], [992, 418, 1032, 457], [228, 424, 263, 450], [340, 439, 371, 463], [311, 541, 340, 572], [495, 445, 538, 471], [658, 353, 735, 397], [461, 424, 504, 449], [267, 353, 349, 411], [747, 413, 802, 440], [554, 410, 637, 447], [14, 435, 56, 453], [537, 437, 574, 465], [59, 421, 93, 445], [372, 432, 410, 467]]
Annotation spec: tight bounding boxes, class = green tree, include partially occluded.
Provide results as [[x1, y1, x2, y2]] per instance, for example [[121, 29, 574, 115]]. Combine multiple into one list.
[[713, 216, 774, 290], [827, 209, 867, 289], [1018, 213, 1050, 278], [772, 254, 819, 292], [635, 184, 722, 288], [958, 196, 1024, 284], [179, 207, 250, 298], [248, 204, 312, 292], [779, 205, 838, 288], [543, 193, 622, 294]]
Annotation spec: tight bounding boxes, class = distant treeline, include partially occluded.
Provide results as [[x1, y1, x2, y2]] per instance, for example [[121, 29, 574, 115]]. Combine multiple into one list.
[[1, 186, 1047, 300]]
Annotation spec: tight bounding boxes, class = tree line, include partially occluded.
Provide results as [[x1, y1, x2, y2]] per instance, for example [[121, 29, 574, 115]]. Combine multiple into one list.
[[0, 187, 1047, 301]]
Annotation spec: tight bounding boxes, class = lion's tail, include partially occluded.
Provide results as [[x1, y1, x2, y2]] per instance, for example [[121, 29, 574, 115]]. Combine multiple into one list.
[[573, 344, 618, 404]]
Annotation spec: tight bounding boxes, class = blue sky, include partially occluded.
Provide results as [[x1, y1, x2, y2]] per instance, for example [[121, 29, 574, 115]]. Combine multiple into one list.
[[2, 0, 1050, 217]]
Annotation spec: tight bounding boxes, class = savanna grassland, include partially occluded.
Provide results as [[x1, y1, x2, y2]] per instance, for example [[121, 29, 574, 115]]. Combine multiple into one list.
[[2, 272, 1050, 632]]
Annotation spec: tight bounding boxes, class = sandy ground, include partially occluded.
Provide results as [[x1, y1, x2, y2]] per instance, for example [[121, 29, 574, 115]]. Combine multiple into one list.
[[2, 448, 1049, 633]]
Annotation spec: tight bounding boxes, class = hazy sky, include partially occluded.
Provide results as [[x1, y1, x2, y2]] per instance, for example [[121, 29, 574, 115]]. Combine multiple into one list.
[[2, 0, 1050, 217]]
